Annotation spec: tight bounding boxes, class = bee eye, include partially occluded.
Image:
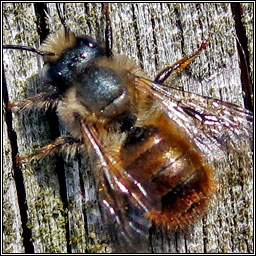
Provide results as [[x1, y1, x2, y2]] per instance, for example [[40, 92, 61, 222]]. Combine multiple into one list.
[[78, 35, 98, 48], [88, 41, 96, 48]]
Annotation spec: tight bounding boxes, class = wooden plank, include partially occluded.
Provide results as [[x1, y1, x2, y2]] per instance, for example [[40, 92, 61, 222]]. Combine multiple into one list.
[[3, 3, 253, 253], [3, 120, 25, 253], [3, 3, 68, 253]]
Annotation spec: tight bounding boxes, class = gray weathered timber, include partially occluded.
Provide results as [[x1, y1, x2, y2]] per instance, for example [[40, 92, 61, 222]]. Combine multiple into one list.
[[3, 3, 253, 253]]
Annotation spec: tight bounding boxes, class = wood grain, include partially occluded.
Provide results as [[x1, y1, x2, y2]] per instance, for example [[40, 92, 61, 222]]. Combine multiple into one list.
[[3, 3, 253, 253]]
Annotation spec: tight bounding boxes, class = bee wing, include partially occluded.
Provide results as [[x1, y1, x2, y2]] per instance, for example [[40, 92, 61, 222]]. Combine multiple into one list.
[[135, 77, 253, 161], [81, 123, 160, 253]]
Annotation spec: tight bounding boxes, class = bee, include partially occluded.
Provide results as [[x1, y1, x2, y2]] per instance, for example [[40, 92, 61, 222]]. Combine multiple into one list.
[[3, 3, 253, 253]]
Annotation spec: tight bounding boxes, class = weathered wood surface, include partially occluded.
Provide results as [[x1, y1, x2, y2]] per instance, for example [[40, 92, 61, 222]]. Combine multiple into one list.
[[3, 3, 253, 253]]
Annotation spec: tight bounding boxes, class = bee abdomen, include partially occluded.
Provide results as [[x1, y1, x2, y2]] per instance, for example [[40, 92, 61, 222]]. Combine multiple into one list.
[[147, 162, 216, 229], [121, 114, 216, 229]]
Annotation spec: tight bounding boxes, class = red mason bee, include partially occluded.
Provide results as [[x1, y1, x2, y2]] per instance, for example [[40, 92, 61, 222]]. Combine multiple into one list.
[[3, 3, 253, 253]]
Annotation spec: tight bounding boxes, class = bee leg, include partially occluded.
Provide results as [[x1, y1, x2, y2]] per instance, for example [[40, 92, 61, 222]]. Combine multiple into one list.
[[16, 135, 83, 163], [104, 3, 113, 57], [154, 39, 208, 84], [9, 91, 60, 113]]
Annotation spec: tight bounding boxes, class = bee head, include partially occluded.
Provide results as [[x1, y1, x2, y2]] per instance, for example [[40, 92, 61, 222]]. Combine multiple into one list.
[[41, 30, 105, 92], [3, 3, 109, 93]]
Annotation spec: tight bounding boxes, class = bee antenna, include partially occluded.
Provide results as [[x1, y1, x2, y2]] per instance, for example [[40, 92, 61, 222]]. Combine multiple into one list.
[[56, 3, 69, 38], [3, 45, 55, 56]]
